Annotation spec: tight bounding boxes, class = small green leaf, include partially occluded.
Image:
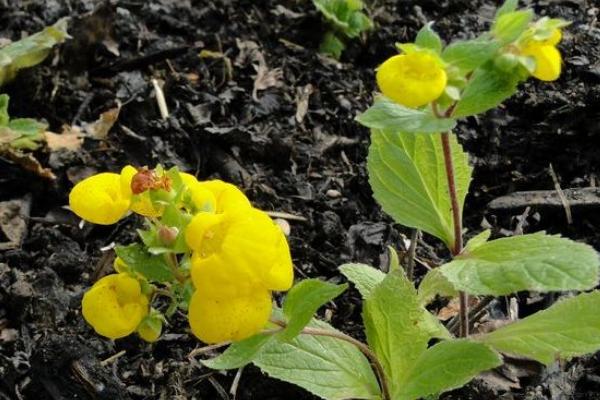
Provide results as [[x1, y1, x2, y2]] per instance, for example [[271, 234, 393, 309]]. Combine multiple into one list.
[[313, 0, 372, 38], [442, 39, 500, 72], [453, 64, 520, 117], [0, 94, 9, 125], [395, 340, 502, 400], [253, 317, 381, 400], [440, 232, 600, 296], [416, 22, 443, 53], [339, 263, 385, 299], [479, 291, 600, 364], [463, 229, 491, 253], [495, 0, 519, 19], [492, 9, 534, 44], [357, 96, 456, 134], [368, 129, 472, 249], [115, 243, 175, 282], [203, 334, 274, 370], [320, 31, 346, 59], [418, 268, 458, 305], [281, 279, 347, 341], [363, 270, 431, 390]]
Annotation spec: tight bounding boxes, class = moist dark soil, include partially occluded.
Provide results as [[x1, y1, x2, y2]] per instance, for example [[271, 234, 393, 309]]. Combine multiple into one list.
[[1, 0, 600, 399]]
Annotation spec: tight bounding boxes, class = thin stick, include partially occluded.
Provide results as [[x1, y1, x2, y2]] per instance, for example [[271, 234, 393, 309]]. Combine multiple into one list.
[[151, 78, 169, 120], [100, 350, 126, 366], [405, 229, 418, 281], [549, 163, 573, 224]]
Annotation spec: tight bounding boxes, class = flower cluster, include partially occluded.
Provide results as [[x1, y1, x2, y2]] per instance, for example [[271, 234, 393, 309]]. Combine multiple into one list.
[[71, 166, 293, 344]]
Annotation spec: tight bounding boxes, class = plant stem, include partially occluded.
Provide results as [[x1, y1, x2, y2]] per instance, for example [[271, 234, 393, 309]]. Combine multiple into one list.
[[270, 319, 391, 400], [164, 253, 186, 283], [440, 131, 468, 337]]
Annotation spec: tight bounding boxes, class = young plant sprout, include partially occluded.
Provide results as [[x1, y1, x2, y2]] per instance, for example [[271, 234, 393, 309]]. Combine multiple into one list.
[[73, 2, 600, 400]]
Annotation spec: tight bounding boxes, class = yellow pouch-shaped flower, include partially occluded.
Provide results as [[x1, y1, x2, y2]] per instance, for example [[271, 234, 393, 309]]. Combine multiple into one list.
[[196, 180, 251, 214], [180, 173, 217, 212], [376, 52, 447, 108], [69, 172, 130, 225], [82, 273, 149, 339], [521, 42, 562, 82], [186, 208, 294, 292], [188, 287, 272, 343]]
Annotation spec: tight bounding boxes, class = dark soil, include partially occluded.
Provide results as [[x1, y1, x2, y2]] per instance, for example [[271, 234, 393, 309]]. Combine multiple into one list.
[[1, 0, 600, 399]]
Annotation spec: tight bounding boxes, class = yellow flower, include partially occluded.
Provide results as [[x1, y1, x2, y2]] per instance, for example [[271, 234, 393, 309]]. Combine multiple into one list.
[[188, 287, 272, 344], [520, 29, 562, 82], [81, 273, 149, 339], [137, 316, 162, 342], [197, 180, 251, 214], [181, 173, 217, 212], [376, 52, 447, 108], [69, 172, 130, 225], [185, 200, 293, 343]]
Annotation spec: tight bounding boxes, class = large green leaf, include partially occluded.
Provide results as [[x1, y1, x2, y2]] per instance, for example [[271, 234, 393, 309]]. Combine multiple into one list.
[[492, 9, 534, 44], [442, 39, 500, 72], [368, 129, 472, 249], [479, 291, 600, 364], [339, 263, 385, 299], [395, 340, 502, 400], [202, 334, 274, 370], [363, 270, 432, 390], [453, 64, 520, 117], [439, 232, 600, 296], [253, 318, 381, 400], [281, 279, 347, 341], [357, 97, 456, 134]]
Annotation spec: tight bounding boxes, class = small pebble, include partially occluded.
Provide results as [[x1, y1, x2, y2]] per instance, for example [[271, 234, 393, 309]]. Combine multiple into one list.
[[274, 218, 291, 236], [326, 189, 342, 198]]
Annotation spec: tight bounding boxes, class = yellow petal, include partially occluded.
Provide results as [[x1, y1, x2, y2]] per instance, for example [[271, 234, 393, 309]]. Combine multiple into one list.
[[120, 165, 137, 197], [542, 29, 562, 46], [130, 193, 162, 217], [185, 212, 227, 255], [522, 44, 562, 81], [188, 289, 272, 343], [81, 274, 148, 339], [137, 318, 162, 342], [69, 173, 130, 225], [197, 180, 251, 214], [376, 53, 447, 108]]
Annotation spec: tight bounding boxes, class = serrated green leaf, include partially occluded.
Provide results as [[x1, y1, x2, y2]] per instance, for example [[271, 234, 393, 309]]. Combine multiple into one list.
[[339, 263, 385, 299], [453, 64, 520, 117], [492, 9, 534, 44], [367, 129, 472, 249], [479, 291, 600, 364], [363, 270, 431, 390], [0, 18, 69, 86], [203, 333, 274, 370], [313, 0, 371, 38], [495, 0, 519, 19], [253, 317, 381, 400], [442, 39, 500, 72], [416, 22, 443, 53], [357, 96, 456, 134], [0, 94, 46, 150], [440, 232, 600, 296], [281, 279, 347, 341], [115, 243, 175, 282], [395, 340, 502, 400], [320, 31, 346, 59], [418, 268, 458, 305]]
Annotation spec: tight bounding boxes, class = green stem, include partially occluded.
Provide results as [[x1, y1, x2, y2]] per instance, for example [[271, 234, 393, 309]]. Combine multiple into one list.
[[164, 253, 186, 283]]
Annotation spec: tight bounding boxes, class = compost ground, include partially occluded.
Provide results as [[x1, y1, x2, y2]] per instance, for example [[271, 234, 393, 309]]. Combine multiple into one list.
[[2, 0, 600, 399]]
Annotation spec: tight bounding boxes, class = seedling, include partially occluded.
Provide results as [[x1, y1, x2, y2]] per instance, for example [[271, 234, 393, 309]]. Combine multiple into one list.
[[0, 18, 69, 86], [313, 0, 373, 59]]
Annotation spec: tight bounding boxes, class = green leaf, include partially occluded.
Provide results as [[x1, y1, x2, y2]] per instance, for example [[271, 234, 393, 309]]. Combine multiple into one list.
[[463, 229, 491, 253], [115, 243, 175, 282], [0, 94, 46, 151], [313, 0, 372, 38], [439, 232, 600, 296], [203, 334, 274, 370], [0, 18, 69, 86], [363, 270, 431, 390], [253, 317, 381, 400], [495, 0, 519, 19], [320, 31, 346, 59], [281, 279, 347, 341], [395, 340, 502, 400], [357, 96, 456, 134], [367, 129, 472, 249], [479, 291, 600, 364], [347, 11, 373, 38], [453, 64, 520, 117], [339, 263, 385, 299], [415, 22, 443, 53], [492, 9, 534, 44], [418, 268, 458, 305], [442, 39, 500, 72], [0, 94, 8, 125]]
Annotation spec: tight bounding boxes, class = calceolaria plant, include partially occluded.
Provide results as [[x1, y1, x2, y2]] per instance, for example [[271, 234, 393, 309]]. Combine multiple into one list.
[[78, 2, 600, 400], [313, 0, 373, 59], [71, 166, 294, 343]]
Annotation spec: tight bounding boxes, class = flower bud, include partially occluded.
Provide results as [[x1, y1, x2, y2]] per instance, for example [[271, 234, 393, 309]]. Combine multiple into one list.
[[158, 225, 179, 246]]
